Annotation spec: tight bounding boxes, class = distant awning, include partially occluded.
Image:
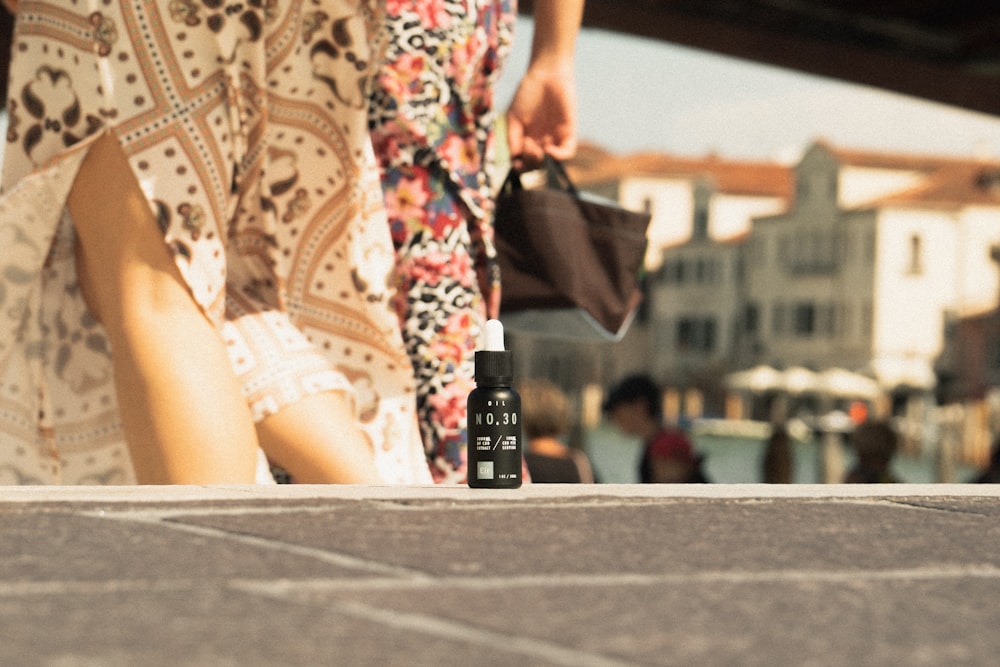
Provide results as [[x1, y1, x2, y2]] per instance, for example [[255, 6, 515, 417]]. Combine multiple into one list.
[[724, 365, 783, 393], [817, 368, 881, 400], [783, 366, 819, 395], [867, 358, 936, 392], [726, 366, 884, 399]]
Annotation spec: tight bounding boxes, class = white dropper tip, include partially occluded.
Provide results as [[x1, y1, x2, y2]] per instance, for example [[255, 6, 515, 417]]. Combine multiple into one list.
[[484, 319, 506, 351]]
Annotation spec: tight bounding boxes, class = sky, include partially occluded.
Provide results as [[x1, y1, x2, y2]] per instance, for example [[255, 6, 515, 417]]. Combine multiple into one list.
[[496, 18, 1000, 163]]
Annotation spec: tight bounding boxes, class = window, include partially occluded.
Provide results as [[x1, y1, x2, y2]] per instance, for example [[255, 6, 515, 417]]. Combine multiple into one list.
[[659, 260, 673, 284], [703, 319, 717, 351], [696, 257, 712, 283], [676, 317, 717, 353], [772, 303, 786, 338], [788, 231, 839, 274], [743, 304, 759, 336], [796, 177, 808, 202], [693, 206, 709, 240], [661, 259, 686, 285], [907, 233, 924, 275], [677, 318, 697, 350], [793, 303, 816, 337]]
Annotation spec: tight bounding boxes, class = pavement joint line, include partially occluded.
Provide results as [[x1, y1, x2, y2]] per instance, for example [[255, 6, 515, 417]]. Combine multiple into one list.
[[5, 564, 998, 600], [88, 510, 434, 581], [78, 505, 373, 519], [0, 579, 203, 597], [883, 498, 1000, 516], [331, 600, 636, 667], [228, 564, 1000, 596], [295, 598, 636, 667]]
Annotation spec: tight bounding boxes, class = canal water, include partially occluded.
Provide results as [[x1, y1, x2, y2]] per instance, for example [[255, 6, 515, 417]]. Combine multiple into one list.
[[582, 424, 980, 484]]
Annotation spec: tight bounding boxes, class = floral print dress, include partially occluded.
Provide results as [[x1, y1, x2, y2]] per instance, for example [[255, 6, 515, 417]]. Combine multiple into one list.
[[369, 0, 517, 482], [0, 0, 431, 484]]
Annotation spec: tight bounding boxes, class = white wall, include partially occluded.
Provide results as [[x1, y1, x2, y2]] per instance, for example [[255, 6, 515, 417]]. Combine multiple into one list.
[[709, 194, 786, 240], [839, 166, 926, 209], [617, 176, 693, 269], [953, 205, 1000, 315], [870, 208, 958, 387]]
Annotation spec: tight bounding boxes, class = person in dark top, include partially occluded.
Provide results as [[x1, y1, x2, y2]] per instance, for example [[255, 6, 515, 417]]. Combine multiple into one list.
[[519, 379, 594, 483], [762, 425, 794, 483], [603, 374, 709, 483], [971, 438, 1000, 483], [843, 420, 902, 483]]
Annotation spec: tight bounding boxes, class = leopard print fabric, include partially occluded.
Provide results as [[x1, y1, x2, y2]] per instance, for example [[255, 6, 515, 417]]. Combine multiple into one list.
[[369, 0, 516, 483]]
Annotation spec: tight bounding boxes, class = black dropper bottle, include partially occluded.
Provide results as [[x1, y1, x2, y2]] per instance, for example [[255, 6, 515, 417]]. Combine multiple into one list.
[[467, 319, 522, 488]]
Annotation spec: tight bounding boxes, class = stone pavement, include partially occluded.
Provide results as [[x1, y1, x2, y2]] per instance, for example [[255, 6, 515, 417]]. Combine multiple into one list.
[[3, 484, 1000, 666]]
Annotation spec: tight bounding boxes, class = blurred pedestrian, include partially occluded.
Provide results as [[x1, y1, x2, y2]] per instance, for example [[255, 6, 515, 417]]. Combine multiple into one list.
[[762, 425, 794, 483], [520, 378, 594, 483], [603, 374, 709, 483], [971, 437, 1000, 483], [843, 420, 901, 483]]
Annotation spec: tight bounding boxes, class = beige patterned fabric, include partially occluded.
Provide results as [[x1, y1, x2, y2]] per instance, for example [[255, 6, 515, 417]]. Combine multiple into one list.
[[0, 0, 431, 484]]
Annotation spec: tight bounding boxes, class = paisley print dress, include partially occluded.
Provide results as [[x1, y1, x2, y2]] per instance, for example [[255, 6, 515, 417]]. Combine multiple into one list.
[[369, 0, 516, 482], [0, 0, 431, 484]]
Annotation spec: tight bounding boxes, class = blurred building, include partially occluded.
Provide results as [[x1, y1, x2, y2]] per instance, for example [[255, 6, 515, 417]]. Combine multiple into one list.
[[521, 141, 1000, 451], [565, 145, 792, 414], [508, 145, 790, 424]]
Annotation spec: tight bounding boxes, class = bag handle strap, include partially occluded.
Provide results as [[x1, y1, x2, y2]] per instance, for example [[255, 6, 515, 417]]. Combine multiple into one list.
[[542, 155, 580, 197], [500, 155, 580, 197]]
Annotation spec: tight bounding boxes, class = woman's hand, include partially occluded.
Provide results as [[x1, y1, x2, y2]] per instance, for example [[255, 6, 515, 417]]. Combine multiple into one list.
[[505, 63, 577, 170], [504, 0, 582, 171]]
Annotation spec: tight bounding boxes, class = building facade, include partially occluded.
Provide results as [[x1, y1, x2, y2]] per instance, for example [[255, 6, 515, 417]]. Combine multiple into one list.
[[650, 141, 1000, 435], [738, 143, 1000, 383], [532, 142, 1000, 425], [511, 145, 790, 421]]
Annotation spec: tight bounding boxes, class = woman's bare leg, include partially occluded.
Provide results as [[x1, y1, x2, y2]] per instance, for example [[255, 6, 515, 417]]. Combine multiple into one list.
[[256, 392, 383, 484], [68, 133, 258, 484]]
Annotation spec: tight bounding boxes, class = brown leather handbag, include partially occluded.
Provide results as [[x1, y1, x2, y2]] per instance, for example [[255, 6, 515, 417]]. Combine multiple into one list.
[[494, 156, 650, 341]]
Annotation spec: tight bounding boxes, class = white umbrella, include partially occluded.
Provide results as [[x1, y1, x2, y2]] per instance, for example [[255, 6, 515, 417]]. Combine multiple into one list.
[[782, 366, 819, 395], [818, 368, 881, 399], [724, 365, 783, 393]]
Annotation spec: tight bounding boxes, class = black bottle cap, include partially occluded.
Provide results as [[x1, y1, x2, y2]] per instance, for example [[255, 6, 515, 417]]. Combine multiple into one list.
[[474, 320, 513, 386]]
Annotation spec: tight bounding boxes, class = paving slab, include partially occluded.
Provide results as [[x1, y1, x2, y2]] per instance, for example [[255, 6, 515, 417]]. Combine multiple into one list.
[[2, 484, 999, 666]]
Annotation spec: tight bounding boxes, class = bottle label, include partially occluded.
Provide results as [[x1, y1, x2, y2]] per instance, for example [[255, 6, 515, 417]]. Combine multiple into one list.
[[468, 393, 522, 487], [473, 399, 519, 427]]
